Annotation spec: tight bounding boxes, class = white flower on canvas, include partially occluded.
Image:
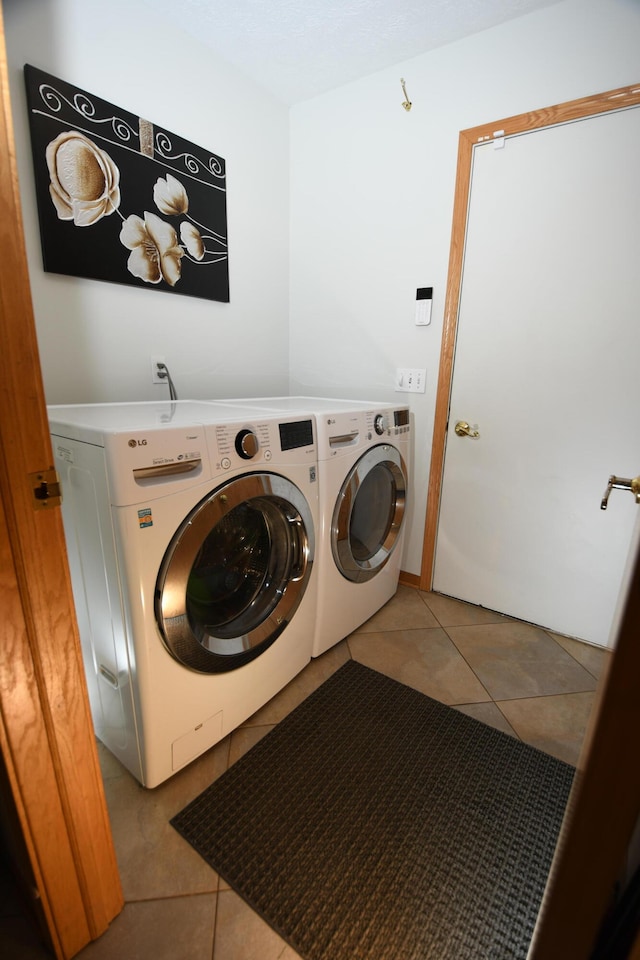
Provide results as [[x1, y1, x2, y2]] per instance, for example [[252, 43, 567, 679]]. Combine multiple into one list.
[[46, 130, 121, 226], [153, 173, 189, 216], [180, 222, 205, 261], [119, 212, 184, 286]]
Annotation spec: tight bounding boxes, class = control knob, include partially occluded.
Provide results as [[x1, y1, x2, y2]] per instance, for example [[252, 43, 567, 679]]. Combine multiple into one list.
[[374, 414, 387, 436], [235, 429, 259, 459]]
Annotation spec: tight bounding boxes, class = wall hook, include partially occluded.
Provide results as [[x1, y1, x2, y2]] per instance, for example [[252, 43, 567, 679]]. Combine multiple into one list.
[[400, 78, 412, 112]]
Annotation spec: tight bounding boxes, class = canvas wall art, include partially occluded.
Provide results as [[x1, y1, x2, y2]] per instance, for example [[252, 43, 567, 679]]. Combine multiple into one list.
[[24, 64, 229, 302]]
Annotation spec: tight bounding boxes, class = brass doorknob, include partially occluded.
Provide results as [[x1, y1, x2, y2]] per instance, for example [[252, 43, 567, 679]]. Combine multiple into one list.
[[454, 420, 480, 438]]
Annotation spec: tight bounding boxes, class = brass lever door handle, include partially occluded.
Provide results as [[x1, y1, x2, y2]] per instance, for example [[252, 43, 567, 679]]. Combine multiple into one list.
[[454, 420, 480, 438]]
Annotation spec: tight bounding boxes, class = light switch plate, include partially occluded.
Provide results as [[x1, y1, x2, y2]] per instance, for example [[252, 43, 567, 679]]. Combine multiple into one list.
[[395, 368, 426, 393]]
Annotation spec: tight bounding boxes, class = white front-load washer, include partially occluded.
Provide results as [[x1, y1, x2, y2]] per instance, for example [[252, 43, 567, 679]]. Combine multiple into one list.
[[209, 398, 411, 657], [49, 400, 318, 787]]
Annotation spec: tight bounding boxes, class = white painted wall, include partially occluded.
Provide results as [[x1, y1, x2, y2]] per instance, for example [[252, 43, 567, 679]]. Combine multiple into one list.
[[289, 0, 640, 576], [4, 0, 291, 404]]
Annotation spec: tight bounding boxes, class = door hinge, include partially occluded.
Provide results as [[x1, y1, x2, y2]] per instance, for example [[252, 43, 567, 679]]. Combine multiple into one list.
[[29, 468, 63, 510]]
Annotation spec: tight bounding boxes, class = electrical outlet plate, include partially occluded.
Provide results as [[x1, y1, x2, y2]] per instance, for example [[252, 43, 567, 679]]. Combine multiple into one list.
[[151, 355, 166, 384], [395, 368, 426, 393]]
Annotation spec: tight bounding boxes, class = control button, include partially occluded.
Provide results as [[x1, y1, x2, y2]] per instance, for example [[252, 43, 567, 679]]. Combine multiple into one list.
[[221, 457, 231, 470], [374, 414, 387, 435], [235, 429, 259, 459], [264, 449, 272, 461]]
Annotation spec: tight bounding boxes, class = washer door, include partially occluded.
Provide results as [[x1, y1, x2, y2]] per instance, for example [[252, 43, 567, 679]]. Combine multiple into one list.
[[155, 473, 314, 673], [332, 444, 407, 583]]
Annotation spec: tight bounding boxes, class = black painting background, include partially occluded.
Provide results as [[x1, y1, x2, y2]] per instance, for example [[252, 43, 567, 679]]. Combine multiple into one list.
[[24, 64, 229, 303]]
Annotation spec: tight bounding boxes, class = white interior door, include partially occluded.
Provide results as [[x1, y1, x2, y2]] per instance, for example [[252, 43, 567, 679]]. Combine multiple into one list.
[[433, 106, 640, 647]]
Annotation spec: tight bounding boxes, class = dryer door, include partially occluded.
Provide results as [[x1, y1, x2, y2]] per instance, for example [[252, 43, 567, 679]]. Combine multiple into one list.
[[156, 473, 314, 673], [332, 444, 407, 583]]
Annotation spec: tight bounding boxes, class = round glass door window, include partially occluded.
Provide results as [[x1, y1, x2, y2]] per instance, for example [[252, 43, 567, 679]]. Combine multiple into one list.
[[155, 473, 314, 673], [332, 445, 407, 583]]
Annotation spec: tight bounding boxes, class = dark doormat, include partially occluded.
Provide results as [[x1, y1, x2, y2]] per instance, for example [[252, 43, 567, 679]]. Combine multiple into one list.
[[171, 660, 575, 959]]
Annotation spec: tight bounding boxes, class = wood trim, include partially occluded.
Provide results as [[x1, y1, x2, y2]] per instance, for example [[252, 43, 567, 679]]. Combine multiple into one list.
[[528, 534, 640, 958], [398, 569, 421, 589], [419, 82, 640, 591], [0, 7, 123, 958], [419, 127, 475, 590], [0, 493, 82, 958]]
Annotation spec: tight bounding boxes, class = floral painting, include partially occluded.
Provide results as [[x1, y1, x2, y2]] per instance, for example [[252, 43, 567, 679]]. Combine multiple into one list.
[[24, 64, 229, 302]]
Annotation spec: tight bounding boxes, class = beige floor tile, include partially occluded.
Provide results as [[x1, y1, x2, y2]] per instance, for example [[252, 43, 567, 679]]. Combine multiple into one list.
[[453, 701, 519, 737], [97, 737, 131, 780], [420, 591, 511, 627], [213, 889, 301, 960], [353, 584, 439, 632], [99, 740, 226, 901], [496, 691, 596, 766], [348, 627, 491, 704], [551, 632, 612, 681], [446, 621, 598, 701], [76, 894, 216, 960], [228, 723, 274, 767], [243, 640, 350, 726]]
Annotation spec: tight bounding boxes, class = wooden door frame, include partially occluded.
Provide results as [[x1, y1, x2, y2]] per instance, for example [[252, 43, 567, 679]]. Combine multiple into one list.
[[0, 7, 123, 958], [420, 81, 640, 591]]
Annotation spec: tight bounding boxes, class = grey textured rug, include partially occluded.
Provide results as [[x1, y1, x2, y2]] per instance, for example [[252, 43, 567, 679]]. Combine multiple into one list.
[[171, 660, 575, 959]]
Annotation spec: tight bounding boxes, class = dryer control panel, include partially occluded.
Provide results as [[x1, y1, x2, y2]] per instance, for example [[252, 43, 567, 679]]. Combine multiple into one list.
[[211, 417, 316, 472], [368, 407, 410, 439]]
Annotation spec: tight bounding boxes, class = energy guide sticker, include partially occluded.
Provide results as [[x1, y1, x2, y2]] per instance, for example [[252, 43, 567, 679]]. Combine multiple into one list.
[[138, 508, 153, 529]]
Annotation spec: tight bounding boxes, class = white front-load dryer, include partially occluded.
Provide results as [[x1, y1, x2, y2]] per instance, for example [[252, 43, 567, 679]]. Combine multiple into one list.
[[312, 402, 410, 656], [49, 400, 318, 787], [209, 397, 411, 657]]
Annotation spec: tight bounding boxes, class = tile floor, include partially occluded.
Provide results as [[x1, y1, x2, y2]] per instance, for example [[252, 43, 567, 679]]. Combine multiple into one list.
[[1, 587, 611, 960]]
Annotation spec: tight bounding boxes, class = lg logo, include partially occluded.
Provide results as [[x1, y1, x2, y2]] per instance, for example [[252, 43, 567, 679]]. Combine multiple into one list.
[[128, 438, 148, 447]]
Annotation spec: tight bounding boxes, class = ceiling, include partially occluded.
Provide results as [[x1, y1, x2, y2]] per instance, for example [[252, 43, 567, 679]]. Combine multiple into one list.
[[145, 0, 563, 105]]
